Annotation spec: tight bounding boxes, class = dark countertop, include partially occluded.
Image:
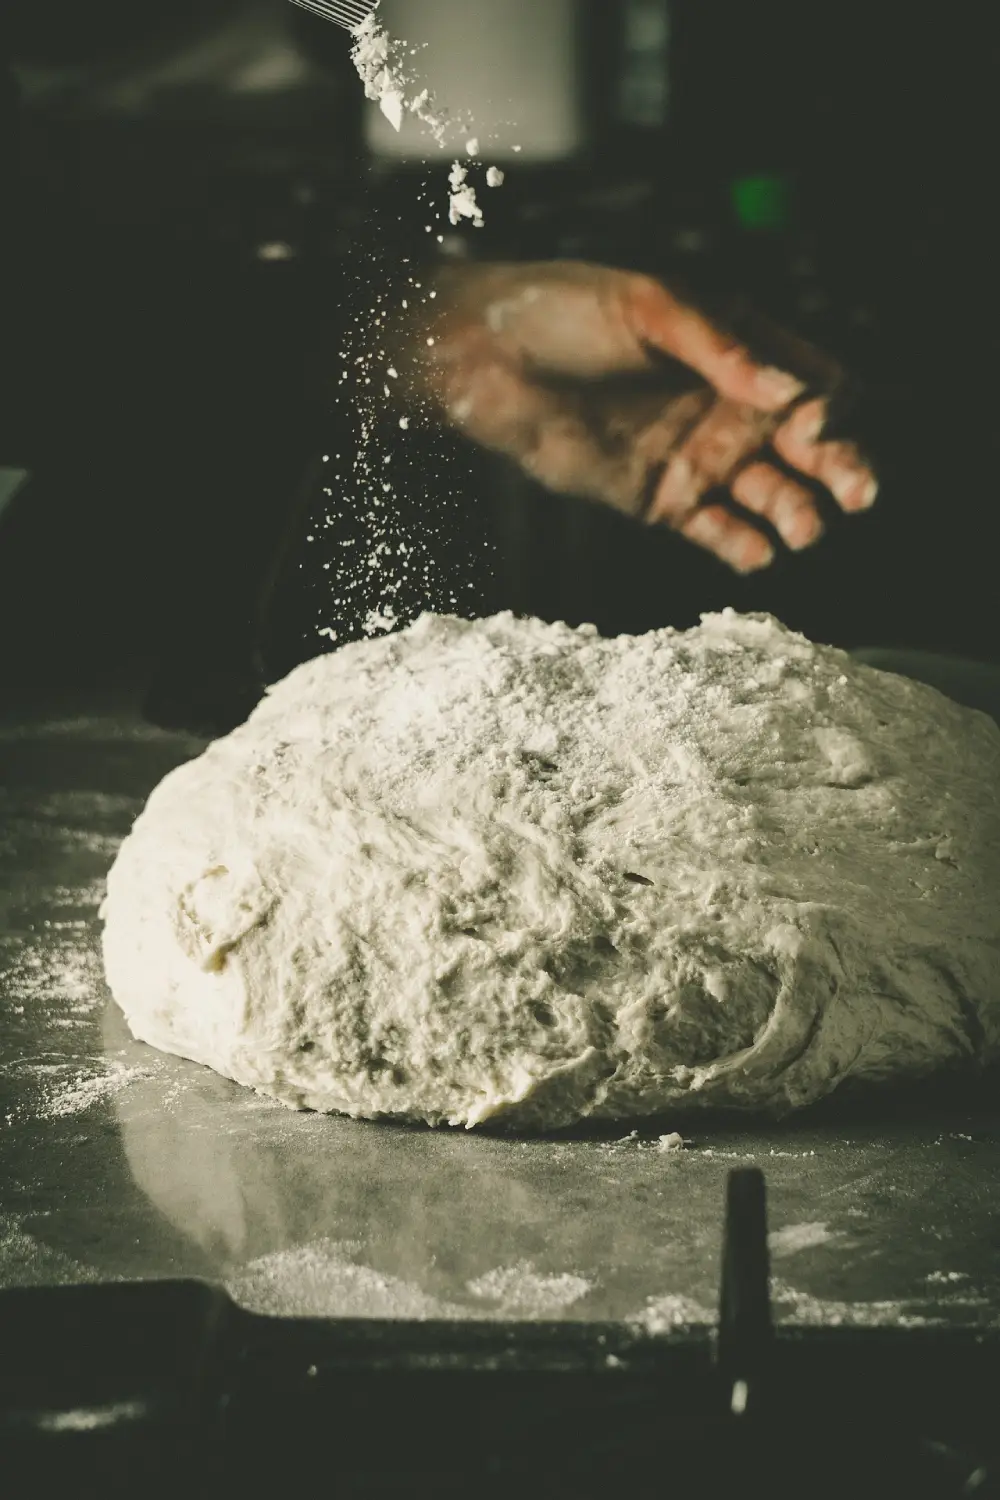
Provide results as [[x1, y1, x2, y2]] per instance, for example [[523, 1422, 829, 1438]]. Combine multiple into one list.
[[1, 668, 999, 1330]]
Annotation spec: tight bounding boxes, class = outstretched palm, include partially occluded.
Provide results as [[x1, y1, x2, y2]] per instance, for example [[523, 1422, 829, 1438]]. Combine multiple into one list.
[[413, 261, 877, 574]]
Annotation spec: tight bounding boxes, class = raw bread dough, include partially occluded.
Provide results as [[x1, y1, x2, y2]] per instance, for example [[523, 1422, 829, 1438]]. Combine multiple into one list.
[[101, 611, 1000, 1129]]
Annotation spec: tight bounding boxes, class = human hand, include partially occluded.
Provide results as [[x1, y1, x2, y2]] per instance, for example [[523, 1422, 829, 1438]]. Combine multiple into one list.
[[408, 261, 877, 574]]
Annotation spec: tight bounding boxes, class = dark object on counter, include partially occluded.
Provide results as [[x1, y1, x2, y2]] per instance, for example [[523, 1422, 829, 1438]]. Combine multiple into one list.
[[2, 1169, 998, 1500], [716, 1168, 772, 1413]]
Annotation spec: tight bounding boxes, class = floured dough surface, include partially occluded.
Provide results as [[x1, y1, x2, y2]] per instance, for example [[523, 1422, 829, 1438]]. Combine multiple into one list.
[[101, 611, 1000, 1129]]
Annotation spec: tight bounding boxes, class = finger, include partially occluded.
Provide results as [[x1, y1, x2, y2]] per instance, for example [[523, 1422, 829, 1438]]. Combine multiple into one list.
[[726, 302, 845, 395], [646, 452, 701, 523], [773, 398, 878, 512], [678, 504, 775, 574], [730, 461, 824, 551], [625, 276, 805, 411], [645, 402, 768, 526]]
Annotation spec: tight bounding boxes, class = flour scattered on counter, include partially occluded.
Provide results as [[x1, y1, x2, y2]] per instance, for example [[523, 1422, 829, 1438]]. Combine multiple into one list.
[[657, 1132, 685, 1153], [466, 1262, 592, 1316], [771, 1280, 938, 1328], [49, 881, 112, 911], [41, 1057, 159, 1119], [13, 1055, 160, 1123], [5, 941, 103, 1013], [0, 1214, 101, 1291], [631, 1284, 942, 1334], [600, 1130, 685, 1153], [768, 1221, 840, 1256], [225, 1240, 464, 1320], [629, 1293, 716, 1334]]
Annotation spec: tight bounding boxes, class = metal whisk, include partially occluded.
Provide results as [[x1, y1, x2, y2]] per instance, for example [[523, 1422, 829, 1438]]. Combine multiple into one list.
[[287, 0, 377, 30]]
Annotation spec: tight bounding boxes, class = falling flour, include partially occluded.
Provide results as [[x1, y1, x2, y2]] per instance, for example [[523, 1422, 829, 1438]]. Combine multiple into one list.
[[350, 12, 450, 144], [349, 12, 503, 228], [310, 11, 512, 645], [447, 160, 483, 228]]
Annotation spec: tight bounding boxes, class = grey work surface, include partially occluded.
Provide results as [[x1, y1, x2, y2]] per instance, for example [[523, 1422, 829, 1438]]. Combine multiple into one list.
[[1, 657, 999, 1331]]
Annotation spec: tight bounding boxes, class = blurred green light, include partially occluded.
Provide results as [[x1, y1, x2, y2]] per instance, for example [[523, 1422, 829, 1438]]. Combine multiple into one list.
[[731, 174, 791, 231]]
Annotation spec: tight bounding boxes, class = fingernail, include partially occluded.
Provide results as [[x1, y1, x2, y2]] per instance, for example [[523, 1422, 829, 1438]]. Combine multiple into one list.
[[832, 471, 877, 510], [799, 401, 827, 443], [734, 538, 775, 573], [830, 471, 857, 508], [789, 514, 824, 550], [648, 456, 692, 523], [756, 367, 805, 405]]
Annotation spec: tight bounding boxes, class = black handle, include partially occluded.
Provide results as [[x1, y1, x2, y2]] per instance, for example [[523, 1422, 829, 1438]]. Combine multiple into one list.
[[716, 1167, 773, 1414]]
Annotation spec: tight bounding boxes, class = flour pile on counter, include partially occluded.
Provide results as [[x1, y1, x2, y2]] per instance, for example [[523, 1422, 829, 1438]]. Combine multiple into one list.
[[100, 610, 1000, 1130]]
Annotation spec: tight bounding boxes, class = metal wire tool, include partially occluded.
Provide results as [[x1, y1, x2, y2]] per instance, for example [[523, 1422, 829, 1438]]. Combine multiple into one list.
[[287, 0, 376, 31]]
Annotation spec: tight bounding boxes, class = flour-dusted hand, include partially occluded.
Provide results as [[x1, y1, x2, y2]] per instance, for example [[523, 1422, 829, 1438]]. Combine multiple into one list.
[[404, 261, 877, 574]]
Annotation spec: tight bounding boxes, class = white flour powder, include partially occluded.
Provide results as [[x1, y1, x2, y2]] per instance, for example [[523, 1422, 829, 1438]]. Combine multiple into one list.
[[225, 1242, 592, 1320], [0, 1215, 101, 1291], [770, 1281, 938, 1329], [629, 1286, 940, 1334], [7, 1056, 158, 1125], [316, 13, 507, 642], [101, 609, 1000, 1131], [768, 1221, 840, 1256], [226, 1240, 465, 1319], [447, 160, 483, 227], [466, 1263, 592, 1315], [350, 13, 450, 144], [629, 1294, 716, 1333], [350, 13, 502, 228]]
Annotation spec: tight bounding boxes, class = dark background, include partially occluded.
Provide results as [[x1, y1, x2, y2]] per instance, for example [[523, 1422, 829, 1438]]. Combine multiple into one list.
[[0, 0, 996, 730]]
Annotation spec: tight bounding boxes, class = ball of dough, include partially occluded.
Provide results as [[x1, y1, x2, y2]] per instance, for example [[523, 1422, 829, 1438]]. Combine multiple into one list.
[[101, 611, 1000, 1129]]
